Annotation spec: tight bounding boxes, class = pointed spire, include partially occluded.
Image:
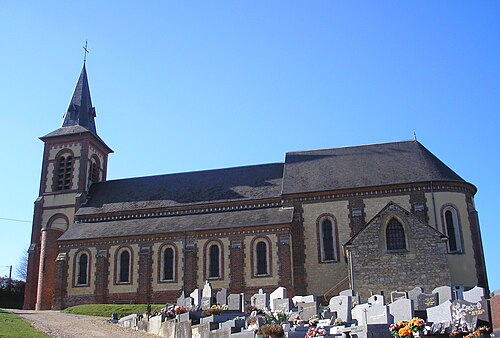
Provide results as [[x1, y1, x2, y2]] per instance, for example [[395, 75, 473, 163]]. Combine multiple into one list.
[[61, 63, 97, 135]]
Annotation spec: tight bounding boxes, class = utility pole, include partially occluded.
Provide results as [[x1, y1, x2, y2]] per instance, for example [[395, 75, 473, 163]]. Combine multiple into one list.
[[9, 265, 12, 286]]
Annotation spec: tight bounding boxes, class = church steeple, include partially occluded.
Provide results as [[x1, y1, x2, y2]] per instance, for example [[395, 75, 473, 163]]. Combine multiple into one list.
[[61, 63, 97, 135]]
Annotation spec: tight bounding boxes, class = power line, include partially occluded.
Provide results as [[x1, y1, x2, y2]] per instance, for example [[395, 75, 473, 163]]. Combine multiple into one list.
[[0, 217, 31, 223]]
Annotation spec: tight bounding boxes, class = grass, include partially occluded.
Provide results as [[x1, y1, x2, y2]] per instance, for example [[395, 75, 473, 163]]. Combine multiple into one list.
[[62, 304, 165, 318], [0, 311, 50, 338]]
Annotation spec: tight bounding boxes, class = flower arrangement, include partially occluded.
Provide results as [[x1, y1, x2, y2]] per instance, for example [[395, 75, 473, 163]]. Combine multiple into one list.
[[389, 317, 426, 338], [449, 331, 462, 337], [333, 318, 344, 326], [201, 304, 224, 317], [463, 326, 491, 338], [264, 310, 291, 324], [258, 323, 285, 338], [305, 325, 327, 337]]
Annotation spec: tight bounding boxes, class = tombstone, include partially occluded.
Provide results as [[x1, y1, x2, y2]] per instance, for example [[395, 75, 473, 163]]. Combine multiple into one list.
[[298, 301, 319, 321], [366, 304, 390, 324], [118, 314, 137, 328], [177, 291, 186, 307], [251, 289, 268, 310], [416, 292, 438, 311], [202, 280, 212, 298], [201, 296, 212, 310], [451, 299, 489, 332], [184, 296, 195, 307], [148, 315, 162, 335], [269, 287, 286, 311], [426, 299, 452, 323], [192, 322, 211, 338], [452, 285, 465, 301], [328, 295, 352, 323], [368, 294, 385, 306], [390, 291, 408, 303], [175, 321, 192, 338], [216, 288, 228, 306], [463, 286, 486, 303], [407, 287, 423, 304], [292, 295, 316, 306], [191, 289, 201, 307], [340, 289, 361, 306], [339, 289, 355, 297], [273, 298, 292, 312], [351, 303, 370, 325], [227, 293, 244, 311], [432, 286, 453, 305], [388, 298, 414, 323]]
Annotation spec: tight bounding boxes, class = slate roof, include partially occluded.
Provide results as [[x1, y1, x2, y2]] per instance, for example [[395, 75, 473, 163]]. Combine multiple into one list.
[[77, 163, 284, 215], [61, 207, 293, 241], [281, 140, 465, 195]]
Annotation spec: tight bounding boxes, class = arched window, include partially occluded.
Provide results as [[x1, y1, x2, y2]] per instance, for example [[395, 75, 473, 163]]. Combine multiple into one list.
[[208, 244, 220, 278], [386, 218, 406, 251], [118, 250, 131, 283], [256, 241, 268, 275], [321, 218, 337, 261], [76, 252, 88, 285], [88, 156, 100, 186], [56, 154, 73, 190], [443, 207, 462, 253], [163, 247, 175, 281]]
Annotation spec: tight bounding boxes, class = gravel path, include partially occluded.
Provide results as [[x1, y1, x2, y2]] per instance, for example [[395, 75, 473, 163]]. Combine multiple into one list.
[[6, 309, 157, 338]]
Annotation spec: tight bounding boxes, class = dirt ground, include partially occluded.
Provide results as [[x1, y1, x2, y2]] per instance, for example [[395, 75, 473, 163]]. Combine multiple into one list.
[[5, 309, 157, 338]]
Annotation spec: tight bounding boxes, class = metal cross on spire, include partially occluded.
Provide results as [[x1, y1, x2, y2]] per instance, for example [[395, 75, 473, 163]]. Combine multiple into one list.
[[83, 41, 89, 63]]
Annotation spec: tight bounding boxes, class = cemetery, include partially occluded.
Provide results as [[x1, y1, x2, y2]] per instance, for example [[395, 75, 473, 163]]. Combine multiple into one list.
[[115, 281, 493, 338]]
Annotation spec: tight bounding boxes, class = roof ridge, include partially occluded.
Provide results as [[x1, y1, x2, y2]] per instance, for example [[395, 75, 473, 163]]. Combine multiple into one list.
[[286, 139, 416, 154]]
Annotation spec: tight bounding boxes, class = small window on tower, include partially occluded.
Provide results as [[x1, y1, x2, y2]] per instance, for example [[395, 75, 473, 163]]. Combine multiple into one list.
[[88, 156, 100, 187], [56, 154, 73, 190]]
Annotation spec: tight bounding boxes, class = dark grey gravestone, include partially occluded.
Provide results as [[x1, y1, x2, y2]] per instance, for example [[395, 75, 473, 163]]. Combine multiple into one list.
[[201, 297, 212, 310], [390, 291, 408, 303], [216, 288, 227, 306], [407, 287, 423, 304], [298, 301, 318, 321], [416, 293, 438, 311], [227, 294, 243, 311], [388, 298, 413, 323], [451, 299, 489, 332], [328, 295, 352, 323], [273, 298, 292, 312]]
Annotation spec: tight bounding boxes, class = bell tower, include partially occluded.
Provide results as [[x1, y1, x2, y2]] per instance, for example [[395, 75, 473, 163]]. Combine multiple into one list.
[[24, 64, 112, 310]]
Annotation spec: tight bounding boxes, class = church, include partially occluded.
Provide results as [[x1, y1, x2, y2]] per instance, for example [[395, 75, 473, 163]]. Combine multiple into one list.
[[24, 64, 489, 310]]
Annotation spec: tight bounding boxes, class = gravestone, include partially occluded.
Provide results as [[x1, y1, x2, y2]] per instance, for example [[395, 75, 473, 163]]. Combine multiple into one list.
[[148, 315, 162, 335], [366, 303, 390, 324], [407, 287, 424, 304], [270, 287, 286, 311], [452, 285, 465, 301], [177, 291, 186, 307], [118, 314, 137, 328], [432, 286, 452, 304], [298, 301, 318, 321], [339, 289, 361, 306], [426, 299, 452, 323], [216, 288, 228, 306], [368, 294, 385, 306], [451, 299, 488, 332], [191, 289, 201, 307], [351, 303, 370, 325], [202, 280, 212, 299], [388, 298, 414, 323], [463, 286, 486, 303], [251, 289, 268, 310], [416, 292, 438, 311], [292, 295, 316, 306], [390, 291, 408, 303], [273, 298, 292, 312], [184, 296, 194, 307], [201, 296, 212, 310], [328, 295, 352, 323], [227, 293, 244, 311], [176, 321, 192, 338], [192, 322, 211, 338]]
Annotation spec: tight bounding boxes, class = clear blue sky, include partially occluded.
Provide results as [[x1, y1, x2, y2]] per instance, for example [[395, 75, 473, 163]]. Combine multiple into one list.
[[1, 2, 498, 292]]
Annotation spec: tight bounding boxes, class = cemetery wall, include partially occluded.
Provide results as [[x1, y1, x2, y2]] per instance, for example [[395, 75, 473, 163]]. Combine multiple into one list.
[[428, 191, 477, 288], [66, 247, 97, 296], [349, 204, 451, 300], [301, 200, 350, 296]]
